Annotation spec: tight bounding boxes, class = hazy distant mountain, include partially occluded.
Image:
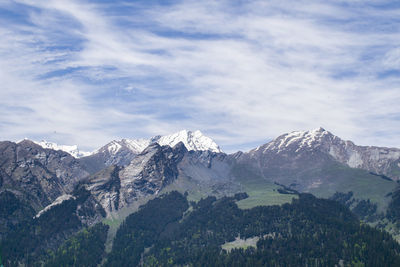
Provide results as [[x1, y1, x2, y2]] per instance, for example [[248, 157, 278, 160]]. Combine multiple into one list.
[[30, 140, 92, 158]]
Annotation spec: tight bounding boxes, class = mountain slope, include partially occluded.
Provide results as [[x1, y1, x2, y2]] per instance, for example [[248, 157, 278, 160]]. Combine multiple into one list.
[[0, 140, 91, 238], [84, 142, 188, 217], [0, 140, 89, 208], [0, 186, 106, 266], [235, 128, 398, 216]]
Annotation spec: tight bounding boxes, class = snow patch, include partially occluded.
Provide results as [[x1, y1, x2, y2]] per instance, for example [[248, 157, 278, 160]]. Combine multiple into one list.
[[34, 194, 76, 219], [122, 138, 151, 153], [31, 140, 91, 158], [265, 127, 329, 153], [106, 141, 122, 154], [98, 130, 222, 156], [155, 130, 221, 153]]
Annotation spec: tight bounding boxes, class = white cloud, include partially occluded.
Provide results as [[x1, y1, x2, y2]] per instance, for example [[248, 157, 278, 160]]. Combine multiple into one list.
[[383, 47, 400, 69], [1, 0, 400, 152]]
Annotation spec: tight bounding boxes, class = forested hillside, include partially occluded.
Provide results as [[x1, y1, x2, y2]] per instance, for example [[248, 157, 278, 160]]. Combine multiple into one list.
[[108, 192, 400, 266], [1, 190, 400, 266]]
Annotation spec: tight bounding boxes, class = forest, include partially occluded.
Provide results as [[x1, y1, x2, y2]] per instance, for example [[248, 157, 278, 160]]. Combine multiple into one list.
[[108, 192, 400, 266], [2, 191, 400, 266]]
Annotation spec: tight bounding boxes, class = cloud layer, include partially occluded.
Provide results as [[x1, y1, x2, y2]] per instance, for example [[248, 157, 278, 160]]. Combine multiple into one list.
[[1, 0, 399, 152]]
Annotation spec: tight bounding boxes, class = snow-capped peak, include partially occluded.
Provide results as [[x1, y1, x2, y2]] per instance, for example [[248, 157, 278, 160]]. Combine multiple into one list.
[[95, 138, 151, 155], [261, 127, 332, 153], [31, 140, 92, 158], [98, 130, 222, 156], [154, 130, 222, 153]]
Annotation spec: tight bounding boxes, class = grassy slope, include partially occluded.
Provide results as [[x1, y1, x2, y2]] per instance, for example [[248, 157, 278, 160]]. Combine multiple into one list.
[[231, 164, 297, 209], [236, 179, 297, 209], [231, 161, 397, 212], [305, 163, 397, 213], [221, 236, 259, 252]]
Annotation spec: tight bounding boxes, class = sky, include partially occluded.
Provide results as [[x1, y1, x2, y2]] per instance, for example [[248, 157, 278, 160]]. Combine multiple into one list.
[[1, 0, 400, 153]]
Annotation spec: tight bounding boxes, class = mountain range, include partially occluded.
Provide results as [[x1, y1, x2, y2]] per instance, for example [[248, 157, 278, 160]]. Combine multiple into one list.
[[31, 129, 221, 158], [2, 128, 400, 265], [28, 128, 400, 180], [5, 128, 400, 217]]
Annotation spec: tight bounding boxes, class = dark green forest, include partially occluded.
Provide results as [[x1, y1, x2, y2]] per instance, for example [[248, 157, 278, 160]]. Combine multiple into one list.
[[42, 223, 109, 267], [0, 186, 104, 266], [2, 191, 400, 266], [108, 192, 400, 266]]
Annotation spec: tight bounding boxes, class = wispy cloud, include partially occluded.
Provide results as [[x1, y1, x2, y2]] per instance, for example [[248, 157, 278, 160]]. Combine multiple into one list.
[[0, 0, 399, 152]]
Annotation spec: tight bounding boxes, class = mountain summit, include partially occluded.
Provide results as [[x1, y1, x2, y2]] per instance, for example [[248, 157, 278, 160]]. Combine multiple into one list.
[[250, 127, 400, 178], [95, 130, 221, 157], [239, 127, 400, 196], [78, 130, 221, 173], [154, 130, 221, 153], [253, 127, 333, 153], [27, 130, 221, 159]]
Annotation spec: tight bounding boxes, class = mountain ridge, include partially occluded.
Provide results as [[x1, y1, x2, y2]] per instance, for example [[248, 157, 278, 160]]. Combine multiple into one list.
[[3, 127, 400, 265], [24, 129, 221, 159], [247, 127, 400, 180]]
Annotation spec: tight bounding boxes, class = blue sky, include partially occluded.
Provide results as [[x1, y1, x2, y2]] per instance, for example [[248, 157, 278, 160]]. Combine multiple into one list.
[[1, 0, 400, 152]]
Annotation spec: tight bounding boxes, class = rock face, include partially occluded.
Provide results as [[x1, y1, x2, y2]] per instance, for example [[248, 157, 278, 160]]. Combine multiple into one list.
[[245, 127, 400, 181], [119, 142, 186, 198], [84, 166, 122, 216], [83, 141, 239, 217], [85, 143, 187, 216], [79, 139, 141, 174], [0, 140, 89, 210], [176, 149, 239, 198], [0, 140, 92, 238]]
